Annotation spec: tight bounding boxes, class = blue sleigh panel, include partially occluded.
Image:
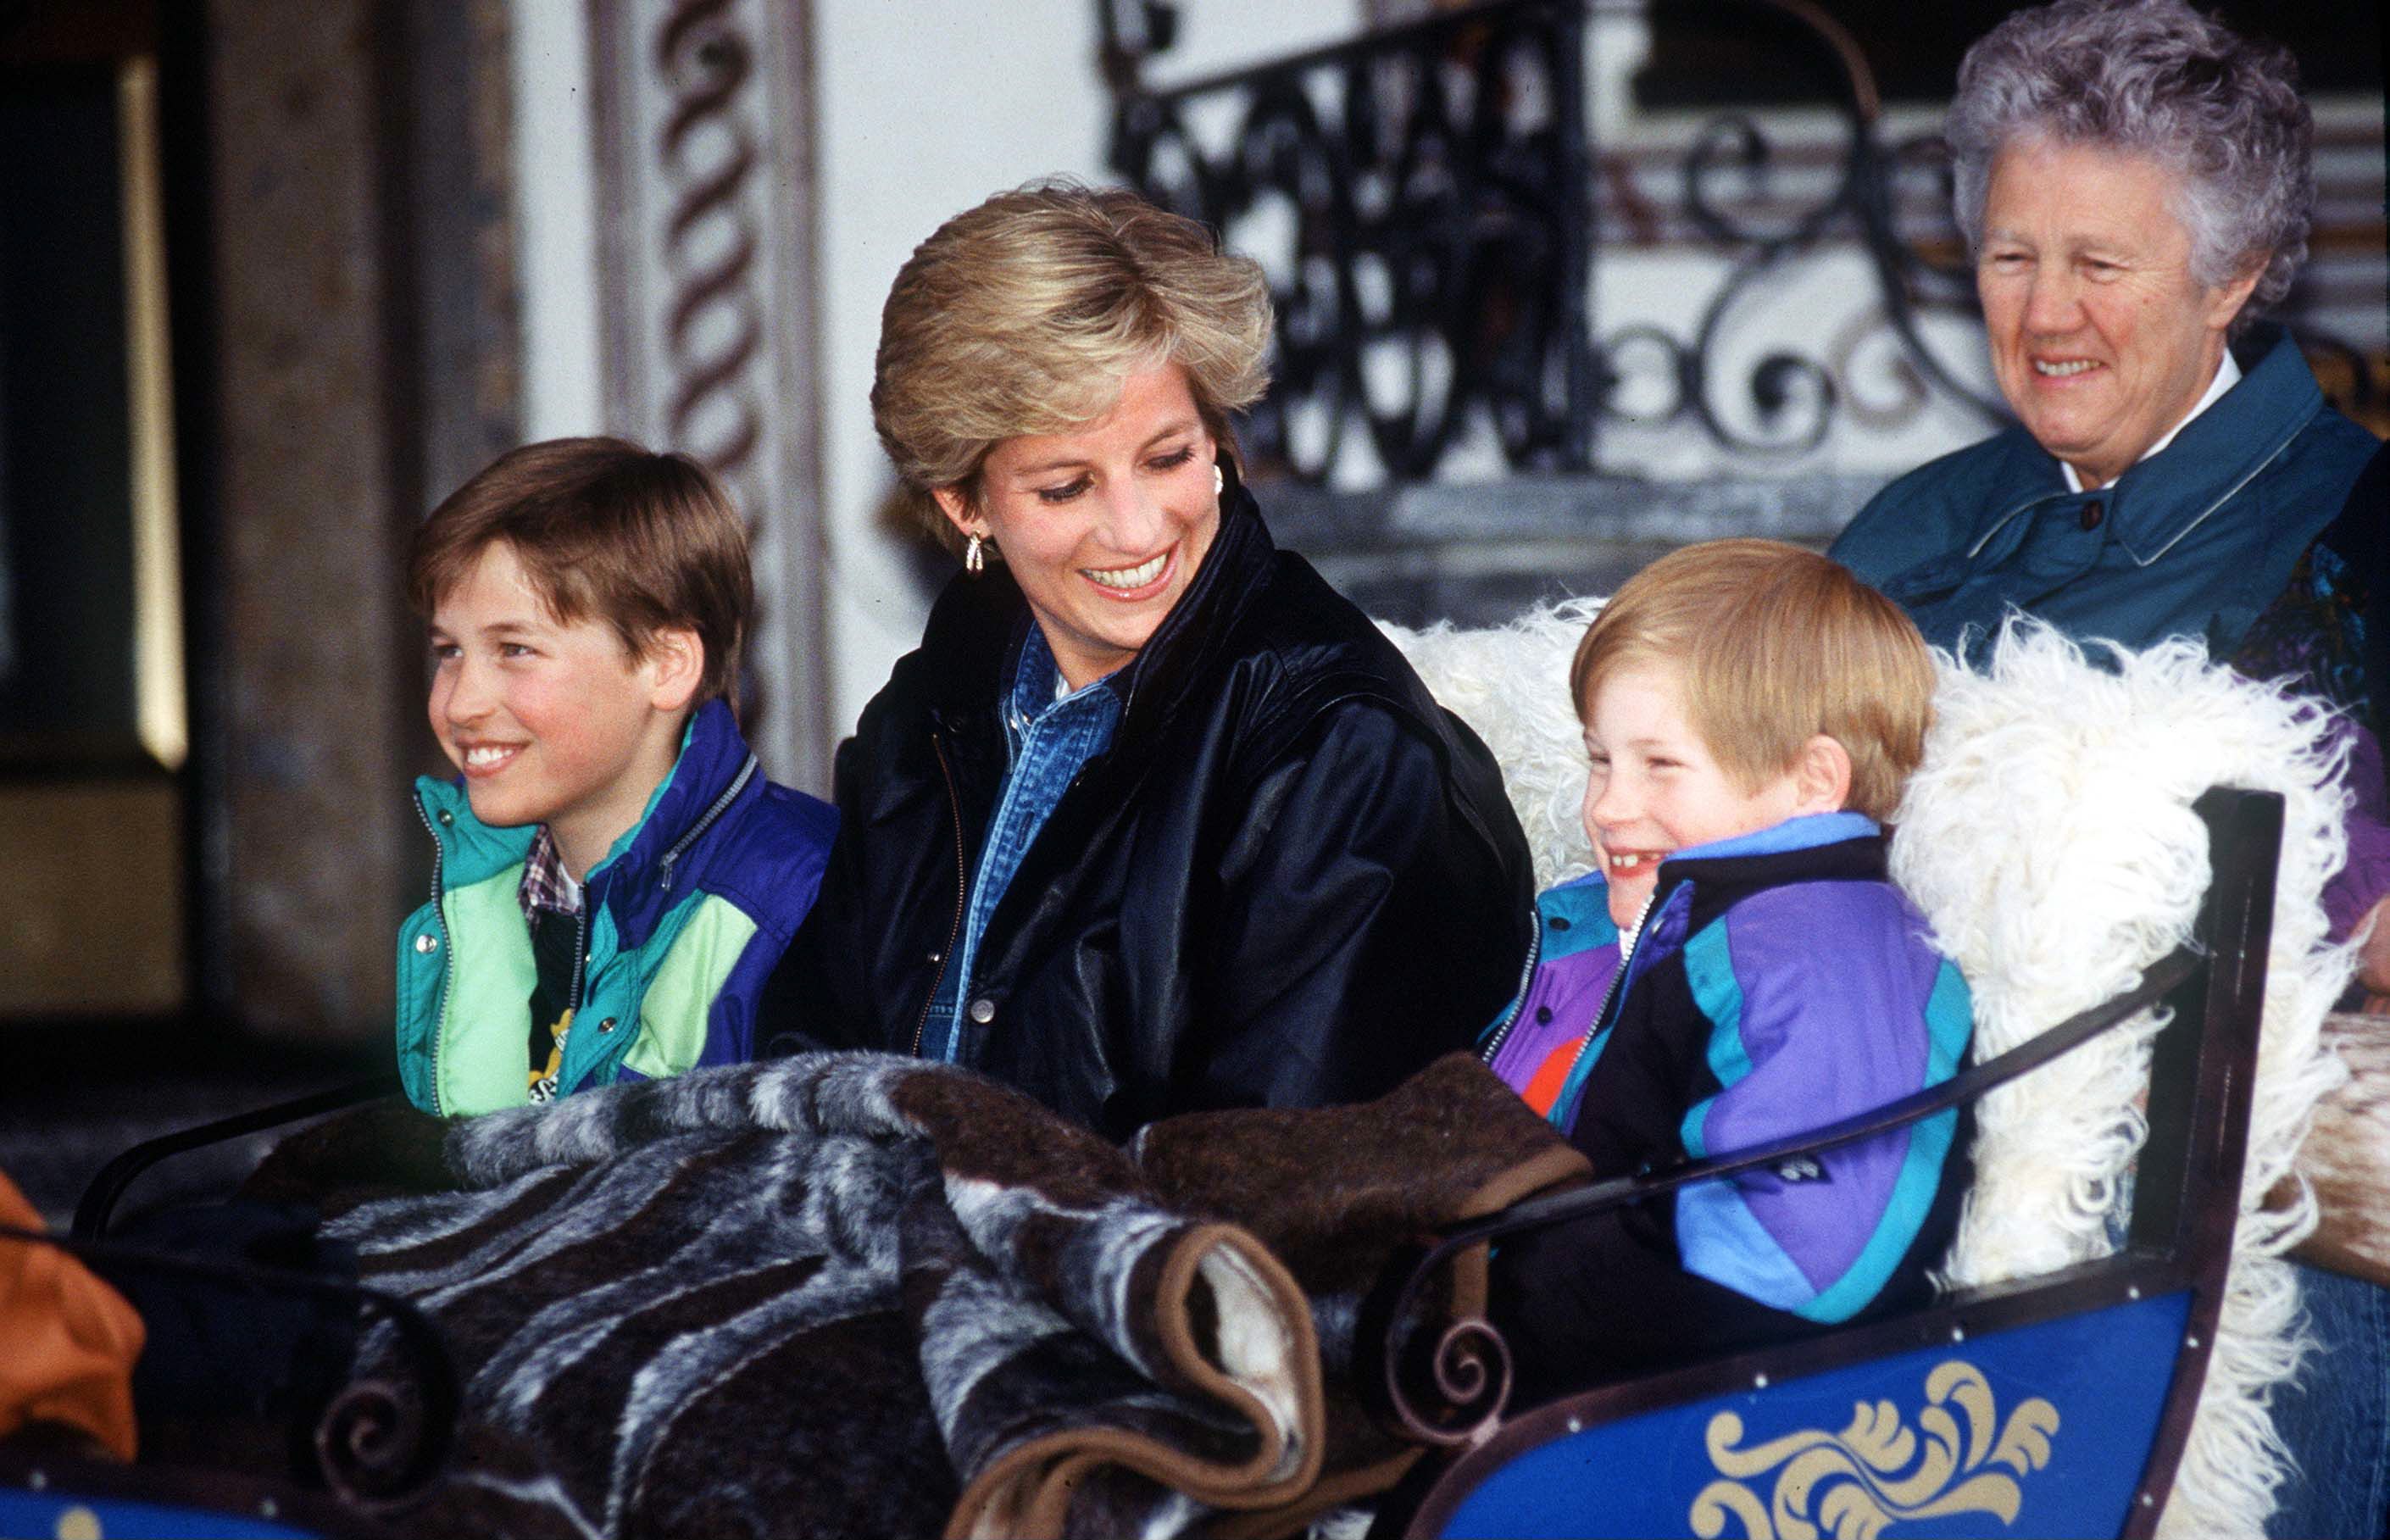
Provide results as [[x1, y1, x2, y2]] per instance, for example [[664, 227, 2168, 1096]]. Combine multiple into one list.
[[1431, 1292, 2187, 1539], [1385, 789, 2277, 1540], [0, 1488, 327, 1539]]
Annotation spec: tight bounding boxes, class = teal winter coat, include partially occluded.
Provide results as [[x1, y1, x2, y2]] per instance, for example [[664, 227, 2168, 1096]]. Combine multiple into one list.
[[396, 700, 836, 1116], [1831, 327, 2380, 656]]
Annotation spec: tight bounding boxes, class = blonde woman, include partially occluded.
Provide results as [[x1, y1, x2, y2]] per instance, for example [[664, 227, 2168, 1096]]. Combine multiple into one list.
[[757, 182, 1532, 1140]]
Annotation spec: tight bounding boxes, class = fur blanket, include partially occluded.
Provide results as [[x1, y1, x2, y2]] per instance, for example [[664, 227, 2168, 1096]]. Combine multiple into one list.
[[1390, 610, 2350, 1538], [310, 1052, 1582, 1540]]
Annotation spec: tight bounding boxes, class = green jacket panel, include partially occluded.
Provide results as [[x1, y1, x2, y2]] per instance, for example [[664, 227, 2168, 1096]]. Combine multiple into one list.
[[397, 703, 835, 1115], [621, 898, 760, 1082]]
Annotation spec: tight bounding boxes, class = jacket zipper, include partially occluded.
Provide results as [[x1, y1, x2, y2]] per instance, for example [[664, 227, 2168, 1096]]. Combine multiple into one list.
[[1523, 885, 1661, 1118], [1476, 904, 1546, 1065], [524, 903, 594, 1104], [553, 750, 756, 1089], [411, 793, 456, 1117], [1580, 888, 1652, 1047], [565, 906, 592, 1016], [912, 731, 969, 1057], [658, 753, 758, 893]]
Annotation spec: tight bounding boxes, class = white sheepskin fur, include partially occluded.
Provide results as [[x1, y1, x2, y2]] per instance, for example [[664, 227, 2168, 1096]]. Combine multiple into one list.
[[1896, 620, 2348, 1539], [1383, 598, 1604, 890], [1387, 607, 2350, 1539]]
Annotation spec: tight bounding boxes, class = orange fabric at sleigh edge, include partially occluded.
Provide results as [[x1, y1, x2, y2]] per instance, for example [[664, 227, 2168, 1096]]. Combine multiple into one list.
[[0, 1170, 143, 1459]]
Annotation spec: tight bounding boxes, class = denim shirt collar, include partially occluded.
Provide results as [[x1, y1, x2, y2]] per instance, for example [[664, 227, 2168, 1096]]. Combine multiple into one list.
[[1003, 624, 1125, 764]]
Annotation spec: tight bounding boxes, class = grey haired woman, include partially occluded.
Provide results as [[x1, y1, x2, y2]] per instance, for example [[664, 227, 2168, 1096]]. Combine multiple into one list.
[[1830, 5, 2386, 1536], [1831, 0, 2373, 655]]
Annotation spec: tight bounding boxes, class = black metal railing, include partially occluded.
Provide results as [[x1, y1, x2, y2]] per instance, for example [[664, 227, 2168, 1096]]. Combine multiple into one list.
[[1104, 0, 2004, 485]]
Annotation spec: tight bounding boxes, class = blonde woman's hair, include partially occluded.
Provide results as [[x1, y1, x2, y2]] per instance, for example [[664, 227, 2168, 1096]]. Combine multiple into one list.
[[1569, 539, 1936, 822], [871, 179, 1272, 546]]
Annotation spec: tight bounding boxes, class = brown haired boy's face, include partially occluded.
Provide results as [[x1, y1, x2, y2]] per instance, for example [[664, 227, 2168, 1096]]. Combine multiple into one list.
[[425, 541, 693, 877], [1580, 663, 1825, 931]]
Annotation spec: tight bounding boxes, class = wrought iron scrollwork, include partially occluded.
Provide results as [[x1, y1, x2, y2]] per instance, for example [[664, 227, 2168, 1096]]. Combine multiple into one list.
[[1107, 0, 2004, 483], [312, 1287, 458, 1506], [1371, 1233, 1517, 1446], [1114, 0, 1594, 481]]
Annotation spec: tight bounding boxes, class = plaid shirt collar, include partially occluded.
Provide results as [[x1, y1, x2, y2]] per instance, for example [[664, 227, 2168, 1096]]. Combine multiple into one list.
[[518, 826, 584, 920]]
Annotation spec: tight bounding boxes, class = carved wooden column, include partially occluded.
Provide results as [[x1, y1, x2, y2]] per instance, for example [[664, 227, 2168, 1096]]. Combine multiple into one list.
[[589, 0, 832, 792]]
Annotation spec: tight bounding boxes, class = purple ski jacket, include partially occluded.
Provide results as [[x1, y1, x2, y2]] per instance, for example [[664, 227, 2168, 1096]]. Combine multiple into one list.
[[1483, 812, 1974, 1399]]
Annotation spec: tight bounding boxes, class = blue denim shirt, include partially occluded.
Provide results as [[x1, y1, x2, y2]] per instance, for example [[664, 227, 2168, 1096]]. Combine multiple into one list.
[[919, 625, 1123, 1062]]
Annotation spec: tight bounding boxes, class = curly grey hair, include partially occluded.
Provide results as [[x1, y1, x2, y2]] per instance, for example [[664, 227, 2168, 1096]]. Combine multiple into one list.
[[1947, 0, 2312, 327]]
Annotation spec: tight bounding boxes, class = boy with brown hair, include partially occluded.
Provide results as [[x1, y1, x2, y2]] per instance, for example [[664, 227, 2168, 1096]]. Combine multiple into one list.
[[397, 437, 836, 1116], [1483, 538, 1974, 1399]]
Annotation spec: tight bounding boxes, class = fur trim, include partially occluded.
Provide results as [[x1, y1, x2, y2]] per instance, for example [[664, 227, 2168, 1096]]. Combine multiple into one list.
[[1893, 620, 2347, 1539], [1382, 598, 1604, 891], [1385, 609, 2349, 1538]]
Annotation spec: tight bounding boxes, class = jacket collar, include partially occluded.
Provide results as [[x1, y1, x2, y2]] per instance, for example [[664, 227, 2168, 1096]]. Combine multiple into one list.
[[2105, 326, 2324, 565], [1534, 814, 1884, 972], [1546, 813, 1876, 903], [1668, 809, 1878, 863], [415, 698, 759, 926], [1965, 326, 2323, 570], [586, 698, 758, 912], [1646, 817, 1890, 937]]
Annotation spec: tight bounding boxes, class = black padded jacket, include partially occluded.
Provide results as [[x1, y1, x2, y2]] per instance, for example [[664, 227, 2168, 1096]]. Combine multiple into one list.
[[757, 467, 1535, 1141]]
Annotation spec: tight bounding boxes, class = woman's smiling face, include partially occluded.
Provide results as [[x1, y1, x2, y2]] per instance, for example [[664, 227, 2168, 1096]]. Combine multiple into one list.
[[1976, 139, 2260, 489], [936, 364, 1220, 692]]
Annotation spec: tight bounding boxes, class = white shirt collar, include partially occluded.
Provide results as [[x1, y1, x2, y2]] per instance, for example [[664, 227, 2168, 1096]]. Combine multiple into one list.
[[2061, 350, 2243, 494]]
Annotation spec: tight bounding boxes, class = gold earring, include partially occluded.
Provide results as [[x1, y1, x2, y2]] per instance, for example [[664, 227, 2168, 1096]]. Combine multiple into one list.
[[964, 532, 986, 575]]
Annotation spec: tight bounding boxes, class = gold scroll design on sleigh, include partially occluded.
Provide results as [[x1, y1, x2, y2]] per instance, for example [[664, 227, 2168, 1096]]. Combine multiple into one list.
[[1688, 1360, 2059, 1540]]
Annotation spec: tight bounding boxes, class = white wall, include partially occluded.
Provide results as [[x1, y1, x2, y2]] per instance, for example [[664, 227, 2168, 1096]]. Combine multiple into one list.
[[810, 0, 1364, 734], [812, 0, 1108, 734], [508, 0, 604, 440]]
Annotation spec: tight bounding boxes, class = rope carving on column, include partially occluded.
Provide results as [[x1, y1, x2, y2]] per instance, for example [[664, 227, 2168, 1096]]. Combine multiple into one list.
[[652, 0, 770, 726], [655, 0, 764, 483]]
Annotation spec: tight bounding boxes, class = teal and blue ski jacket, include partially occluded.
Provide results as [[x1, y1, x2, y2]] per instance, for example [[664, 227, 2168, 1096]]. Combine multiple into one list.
[[396, 699, 836, 1115]]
